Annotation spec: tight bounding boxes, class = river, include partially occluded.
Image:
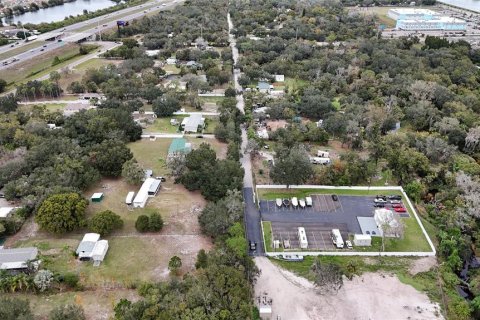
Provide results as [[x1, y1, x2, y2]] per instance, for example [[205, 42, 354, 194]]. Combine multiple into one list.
[[2, 0, 117, 25], [438, 0, 480, 13]]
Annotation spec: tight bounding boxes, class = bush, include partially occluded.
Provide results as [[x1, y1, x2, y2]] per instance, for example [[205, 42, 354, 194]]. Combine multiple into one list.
[[148, 212, 164, 232], [0, 296, 33, 320], [135, 215, 150, 232], [88, 210, 123, 236], [49, 304, 85, 320], [34, 269, 54, 292], [62, 272, 80, 289]]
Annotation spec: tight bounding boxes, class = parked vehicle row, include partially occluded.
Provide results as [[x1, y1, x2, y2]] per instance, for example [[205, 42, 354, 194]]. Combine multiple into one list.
[[373, 195, 407, 213], [276, 196, 313, 209]]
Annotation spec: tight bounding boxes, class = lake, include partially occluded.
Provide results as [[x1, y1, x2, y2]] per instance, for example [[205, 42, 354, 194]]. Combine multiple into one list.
[[2, 0, 117, 25], [438, 0, 480, 13]]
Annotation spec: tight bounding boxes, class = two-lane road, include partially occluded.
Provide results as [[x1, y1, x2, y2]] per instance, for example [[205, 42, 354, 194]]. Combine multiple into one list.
[[0, 0, 182, 70]]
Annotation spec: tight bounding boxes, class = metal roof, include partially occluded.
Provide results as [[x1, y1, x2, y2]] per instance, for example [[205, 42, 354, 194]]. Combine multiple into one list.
[[0, 247, 38, 270], [357, 217, 381, 236]]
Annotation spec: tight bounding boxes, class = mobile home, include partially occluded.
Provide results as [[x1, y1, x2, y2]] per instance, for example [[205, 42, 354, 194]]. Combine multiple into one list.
[[331, 229, 344, 249], [310, 157, 331, 165], [298, 227, 308, 249]]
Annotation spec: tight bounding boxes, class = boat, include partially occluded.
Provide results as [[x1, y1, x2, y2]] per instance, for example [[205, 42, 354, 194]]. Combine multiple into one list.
[[299, 199, 306, 208], [282, 198, 290, 207], [276, 198, 282, 207], [291, 197, 298, 207]]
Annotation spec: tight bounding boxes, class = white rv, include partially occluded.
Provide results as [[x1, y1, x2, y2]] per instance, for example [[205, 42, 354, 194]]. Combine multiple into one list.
[[317, 150, 330, 158], [310, 157, 331, 165], [331, 229, 344, 249], [298, 227, 308, 249]]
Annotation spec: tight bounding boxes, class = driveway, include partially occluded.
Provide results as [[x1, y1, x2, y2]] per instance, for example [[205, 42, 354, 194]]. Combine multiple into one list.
[[244, 187, 264, 256]]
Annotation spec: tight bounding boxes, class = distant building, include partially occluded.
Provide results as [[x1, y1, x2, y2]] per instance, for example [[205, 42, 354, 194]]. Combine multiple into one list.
[[388, 8, 466, 31], [0, 247, 38, 272], [181, 114, 205, 133], [168, 138, 192, 160], [76, 233, 109, 266], [63, 103, 96, 117], [186, 61, 203, 69], [257, 82, 272, 93], [274, 74, 285, 82]]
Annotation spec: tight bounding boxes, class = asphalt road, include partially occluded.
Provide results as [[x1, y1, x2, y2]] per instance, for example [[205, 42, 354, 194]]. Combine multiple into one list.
[[0, 0, 182, 70]]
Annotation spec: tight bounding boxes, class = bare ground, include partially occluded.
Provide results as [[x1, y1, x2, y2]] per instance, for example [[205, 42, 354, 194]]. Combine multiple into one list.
[[254, 257, 443, 320], [409, 256, 438, 275]]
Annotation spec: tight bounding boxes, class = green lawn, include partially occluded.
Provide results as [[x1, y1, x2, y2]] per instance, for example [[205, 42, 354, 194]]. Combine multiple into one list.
[[203, 117, 220, 134], [144, 116, 186, 134], [262, 221, 273, 252], [74, 58, 117, 72], [257, 188, 403, 200], [163, 64, 180, 74], [199, 96, 225, 104]]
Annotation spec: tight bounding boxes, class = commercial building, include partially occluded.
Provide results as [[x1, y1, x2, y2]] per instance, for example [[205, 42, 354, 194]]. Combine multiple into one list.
[[0, 247, 38, 271], [388, 8, 466, 31]]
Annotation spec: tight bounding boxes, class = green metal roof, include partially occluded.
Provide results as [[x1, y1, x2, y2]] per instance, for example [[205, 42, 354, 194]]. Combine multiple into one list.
[[168, 138, 188, 154]]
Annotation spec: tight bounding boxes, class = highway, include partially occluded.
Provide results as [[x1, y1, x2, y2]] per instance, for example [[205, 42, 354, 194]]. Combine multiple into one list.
[[0, 0, 181, 70]]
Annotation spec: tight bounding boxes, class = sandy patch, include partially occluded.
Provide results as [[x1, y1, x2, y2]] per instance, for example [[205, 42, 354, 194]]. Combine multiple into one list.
[[254, 257, 443, 320], [410, 256, 438, 275]]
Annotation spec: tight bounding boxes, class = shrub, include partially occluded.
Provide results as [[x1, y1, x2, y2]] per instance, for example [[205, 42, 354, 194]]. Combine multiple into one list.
[[49, 304, 85, 320], [34, 269, 54, 292], [135, 215, 150, 232], [62, 272, 80, 289], [88, 210, 123, 236], [148, 212, 164, 232]]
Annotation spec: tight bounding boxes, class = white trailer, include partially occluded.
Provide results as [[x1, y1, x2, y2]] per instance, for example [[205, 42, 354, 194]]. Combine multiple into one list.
[[310, 157, 331, 165], [298, 227, 308, 249], [305, 196, 313, 207], [331, 229, 344, 249], [317, 150, 330, 158], [354, 234, 372, 246], [125, 191, 135, 205], [91, 240, 109, 266]]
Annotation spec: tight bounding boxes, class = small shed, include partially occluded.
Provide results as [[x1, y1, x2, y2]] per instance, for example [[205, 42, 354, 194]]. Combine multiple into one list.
[[274, 74, 285, 82], [92, 240, 109, 266], [125, 192, 135, 205], [76, 233, 100, 260], [259, 305, 272, 320], [90, 193, 104, 203], [354, 234, 372, 246]]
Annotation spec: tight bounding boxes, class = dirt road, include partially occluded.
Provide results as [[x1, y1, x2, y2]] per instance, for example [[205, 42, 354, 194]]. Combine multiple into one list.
[[254, 257, 443, 320]]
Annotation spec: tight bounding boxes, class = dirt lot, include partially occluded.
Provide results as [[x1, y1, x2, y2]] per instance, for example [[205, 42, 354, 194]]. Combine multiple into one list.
[[255, 257, 443, 320]]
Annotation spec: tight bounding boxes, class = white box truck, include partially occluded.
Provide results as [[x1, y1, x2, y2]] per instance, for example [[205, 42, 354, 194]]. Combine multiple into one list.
[[310, 157, 331, 165], [298, 227, 308, 249], [331, 229, 344, 248]]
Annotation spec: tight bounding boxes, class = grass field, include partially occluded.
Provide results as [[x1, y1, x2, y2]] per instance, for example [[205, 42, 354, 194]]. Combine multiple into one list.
[[2, 44, 99, 89], [199, 96, 225, 104], [347, 6, 396, 28], [144, 116, 186, 134], [262, 221, 274, 252]]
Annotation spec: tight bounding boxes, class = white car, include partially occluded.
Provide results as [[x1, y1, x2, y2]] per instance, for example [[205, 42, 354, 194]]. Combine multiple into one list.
[[275, 198, 282, 207], [291, 197, 298, 207], [374, 198, 387, 203], [345, 240, 353, 249], [390, 199, 402, 204], [299, 199, 306, 208]]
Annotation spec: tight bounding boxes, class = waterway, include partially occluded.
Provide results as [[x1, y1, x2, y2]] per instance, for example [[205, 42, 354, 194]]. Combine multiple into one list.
[[2, 0, 116, 25], [438, 0, 480, 13]]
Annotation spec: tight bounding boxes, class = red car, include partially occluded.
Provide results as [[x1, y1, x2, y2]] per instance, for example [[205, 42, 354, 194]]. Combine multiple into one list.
[[394, 206, 407, 213], [392, 203, 403, 208]]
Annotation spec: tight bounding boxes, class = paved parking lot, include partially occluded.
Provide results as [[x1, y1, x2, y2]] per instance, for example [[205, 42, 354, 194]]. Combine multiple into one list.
[[271, 222, 348, 250], [260, 194, 340, 213], [261, 194, 410, 235]]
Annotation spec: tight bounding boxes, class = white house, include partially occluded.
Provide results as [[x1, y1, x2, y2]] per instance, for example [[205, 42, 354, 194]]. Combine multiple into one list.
[[181, 114, 205, 133]]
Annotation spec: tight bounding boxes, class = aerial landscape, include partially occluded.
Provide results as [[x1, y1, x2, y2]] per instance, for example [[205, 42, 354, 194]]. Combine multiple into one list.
[[1, 0, 480, 319]]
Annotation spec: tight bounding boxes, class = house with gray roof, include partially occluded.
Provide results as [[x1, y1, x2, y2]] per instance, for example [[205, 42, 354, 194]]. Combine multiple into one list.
[[0, 247, 38, 271]]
